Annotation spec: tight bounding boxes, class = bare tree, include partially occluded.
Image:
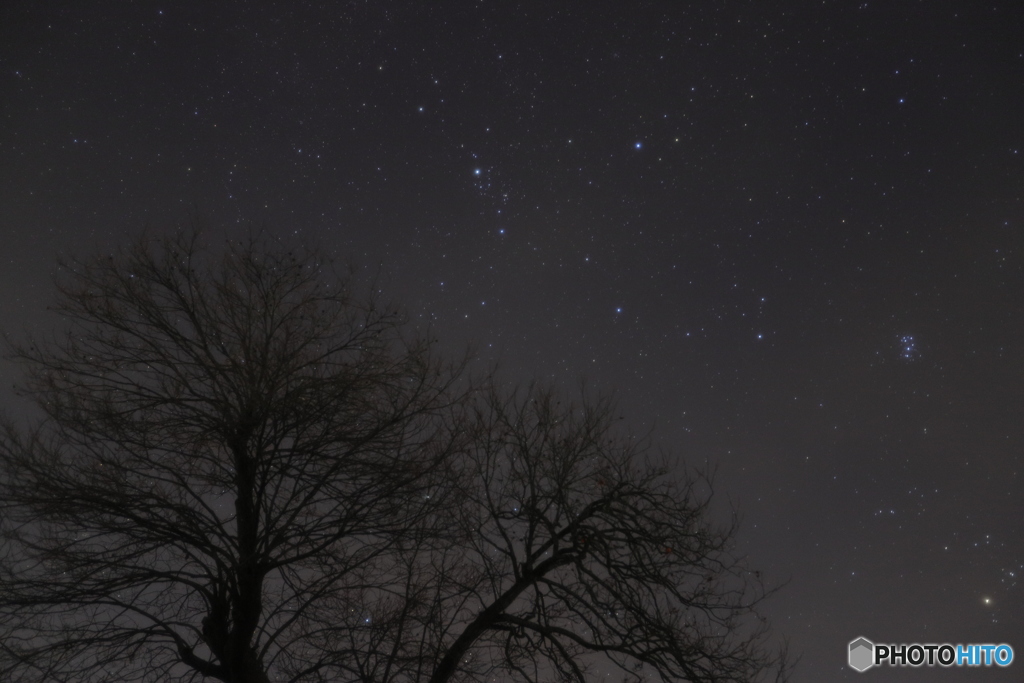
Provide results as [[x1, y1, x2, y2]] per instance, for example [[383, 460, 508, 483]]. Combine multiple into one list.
[[0, 232, 464, 683], [329, 387, 790, 683], [0, 232, 788, 683]]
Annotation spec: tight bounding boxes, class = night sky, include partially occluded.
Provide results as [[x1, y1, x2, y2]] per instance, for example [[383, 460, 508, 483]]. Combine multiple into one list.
[[2, 2, 1023, 680]]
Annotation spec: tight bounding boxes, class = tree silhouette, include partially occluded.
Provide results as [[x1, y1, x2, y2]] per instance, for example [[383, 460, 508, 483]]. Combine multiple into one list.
[[338, 386, 789, 683], [0, 232, 788, 682]]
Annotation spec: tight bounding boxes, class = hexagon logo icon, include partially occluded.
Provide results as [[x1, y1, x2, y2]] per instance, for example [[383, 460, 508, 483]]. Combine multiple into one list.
[[849, 637, 875, 672]]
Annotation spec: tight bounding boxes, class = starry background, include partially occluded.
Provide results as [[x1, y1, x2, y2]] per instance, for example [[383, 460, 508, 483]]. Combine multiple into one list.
[[1, 1, 1023, 680]]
